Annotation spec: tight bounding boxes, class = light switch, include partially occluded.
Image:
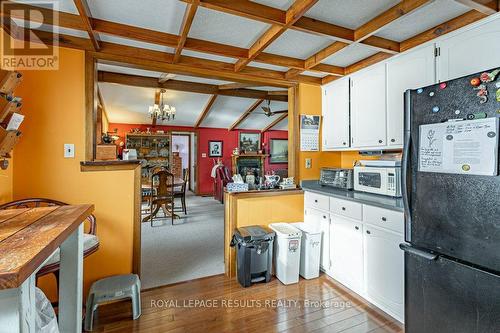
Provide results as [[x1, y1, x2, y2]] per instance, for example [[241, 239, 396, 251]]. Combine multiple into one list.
[[64, 144, 75, 158], [201, 153, 207, 158], [305, 158, 312, 169]]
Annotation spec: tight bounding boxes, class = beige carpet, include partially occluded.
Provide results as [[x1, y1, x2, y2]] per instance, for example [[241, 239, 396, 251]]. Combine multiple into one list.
[[140, 192, 225, 289]]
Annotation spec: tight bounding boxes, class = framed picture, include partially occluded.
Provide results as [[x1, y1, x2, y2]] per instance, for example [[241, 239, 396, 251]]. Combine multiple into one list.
[[239, 132, 260, 153], [208, 140, 223, 157], [270, 139, 288, 164]]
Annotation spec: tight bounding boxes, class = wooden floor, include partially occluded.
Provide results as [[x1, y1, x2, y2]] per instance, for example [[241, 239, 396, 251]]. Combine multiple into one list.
[[92, 274, 403, 333]]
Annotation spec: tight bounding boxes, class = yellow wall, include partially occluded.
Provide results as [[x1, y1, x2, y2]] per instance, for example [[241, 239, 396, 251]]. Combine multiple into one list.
[[297, 84, 341, 180], [12, 47, 138, 300]]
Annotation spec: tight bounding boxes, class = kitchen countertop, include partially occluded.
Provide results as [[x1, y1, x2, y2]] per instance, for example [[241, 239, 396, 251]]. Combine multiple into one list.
[[301, 180, 404, 212]]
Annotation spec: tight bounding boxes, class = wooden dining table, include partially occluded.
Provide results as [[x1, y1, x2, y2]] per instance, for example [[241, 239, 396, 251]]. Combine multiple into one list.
[[141, 177, 185, 222], [0, 204, 94, 332]]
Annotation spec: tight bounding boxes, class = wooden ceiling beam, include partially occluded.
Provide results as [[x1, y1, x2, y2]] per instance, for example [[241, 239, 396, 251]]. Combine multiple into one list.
[[234, 0, 319, 72], [261, 113, 288, 133], [453, 0, 498, 15], [267, 91, 288, 96], [286, 41, 348, 78], [218, 82, 259, 90], [344, 52, 394, 75], [184, 0, 400, 53], [228, 99, 264, 131], [98, 71, 288, 101], [355, 0, 433, 42], [73, 0, 100, 51], [195, 94, 218, 128], [174, 0, 199, 63]]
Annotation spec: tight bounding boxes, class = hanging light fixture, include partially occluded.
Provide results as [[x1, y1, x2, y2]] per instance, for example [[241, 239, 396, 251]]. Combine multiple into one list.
[[148, 89, 176, 122]]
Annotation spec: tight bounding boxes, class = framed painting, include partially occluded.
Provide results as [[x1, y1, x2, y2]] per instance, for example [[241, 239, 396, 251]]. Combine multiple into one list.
[[270, 139, 288, 164], [239, 132, 260, 153]]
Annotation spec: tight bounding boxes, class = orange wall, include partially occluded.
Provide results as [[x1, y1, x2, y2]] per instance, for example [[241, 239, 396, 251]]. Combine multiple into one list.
[[0, 158, 13, 204], [297, 84, 341, 180], [12, 47, 138, 300]]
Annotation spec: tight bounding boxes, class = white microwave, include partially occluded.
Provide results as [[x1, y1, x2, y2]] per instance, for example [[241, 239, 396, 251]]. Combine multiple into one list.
[[353, 166, 402, 197]]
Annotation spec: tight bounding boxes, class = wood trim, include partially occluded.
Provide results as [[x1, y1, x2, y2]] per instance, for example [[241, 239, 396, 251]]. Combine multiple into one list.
[[80, 160, 141, 172], [288, 86, 299, 181], [354, 0, 432, 42], [233, 0, 319, 72], [84, 52, 97, 161], [195, 94, 217, 128], [344, 52, 394, 75], [286, 42, 349, 78], [132, 166, 141, 275], [218, 82, 259, 90], [261, 113, 288, 132], [174, 0, 199, 63], [453, 0, 498, 15], [98, 71, 288, 101], [400, 10, 488, 52], [73, 0, 100, 51], [228, 99, 264, 131]]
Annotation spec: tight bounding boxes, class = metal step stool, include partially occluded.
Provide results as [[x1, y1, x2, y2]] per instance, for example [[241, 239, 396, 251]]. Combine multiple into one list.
[[84, 274, 141, 331]]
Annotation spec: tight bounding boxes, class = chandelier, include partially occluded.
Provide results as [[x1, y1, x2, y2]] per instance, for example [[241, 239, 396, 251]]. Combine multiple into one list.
[[148, 89, 176, 121]]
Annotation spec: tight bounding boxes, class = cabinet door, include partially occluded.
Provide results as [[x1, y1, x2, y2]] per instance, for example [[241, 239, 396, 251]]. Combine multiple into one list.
[[438, 18, 500, 82], [351, 64, 387, 148], [364, 225, 404, 322], [322, 77, 350, 150], [304, 208, 330, 271], [387, 45, 435, 146], [330, 216, 364, 293]]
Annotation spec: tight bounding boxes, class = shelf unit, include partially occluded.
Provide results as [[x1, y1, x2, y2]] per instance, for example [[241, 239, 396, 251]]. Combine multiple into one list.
[[0, 70, 23, 168], [126, 132, 172, 181]]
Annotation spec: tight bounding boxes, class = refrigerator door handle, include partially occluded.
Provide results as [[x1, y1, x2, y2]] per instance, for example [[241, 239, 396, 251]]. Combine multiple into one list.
[[400, 243, 438, 261], [402, 90, 412, 242]]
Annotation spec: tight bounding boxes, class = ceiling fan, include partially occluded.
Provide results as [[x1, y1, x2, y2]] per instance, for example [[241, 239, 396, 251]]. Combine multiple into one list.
[[260, 100, 287, 117]]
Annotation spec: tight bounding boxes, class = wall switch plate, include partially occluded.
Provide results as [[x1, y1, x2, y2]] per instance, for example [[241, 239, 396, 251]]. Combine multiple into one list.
[[305, 158, 312, 169], [64, 144, 75, 158], [201, 153, 207, 158]]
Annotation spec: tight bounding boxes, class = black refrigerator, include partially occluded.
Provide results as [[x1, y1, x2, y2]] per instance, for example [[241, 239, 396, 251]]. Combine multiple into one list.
[[400, 67, 500, 333]]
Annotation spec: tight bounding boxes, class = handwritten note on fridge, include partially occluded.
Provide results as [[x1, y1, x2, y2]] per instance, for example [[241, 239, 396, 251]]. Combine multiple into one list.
[[418, 118, 498, 176]]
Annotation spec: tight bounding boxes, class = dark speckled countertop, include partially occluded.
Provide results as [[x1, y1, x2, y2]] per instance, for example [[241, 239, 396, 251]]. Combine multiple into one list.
[[301, 180, 404, 212]]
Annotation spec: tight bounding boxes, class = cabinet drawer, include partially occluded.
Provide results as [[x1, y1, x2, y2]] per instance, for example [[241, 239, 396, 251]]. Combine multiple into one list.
[[363, 205, 404, 234], [305, 192, 329, 211], [330, 198, 362, 220]]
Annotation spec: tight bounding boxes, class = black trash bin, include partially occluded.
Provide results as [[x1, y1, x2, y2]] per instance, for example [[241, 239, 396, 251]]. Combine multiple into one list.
[[230, 225, 275, 288]]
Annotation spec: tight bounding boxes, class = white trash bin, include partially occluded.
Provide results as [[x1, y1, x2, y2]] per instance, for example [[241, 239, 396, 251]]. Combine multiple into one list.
[[269, 223, 302, 285], [292, 222, 322, 279]]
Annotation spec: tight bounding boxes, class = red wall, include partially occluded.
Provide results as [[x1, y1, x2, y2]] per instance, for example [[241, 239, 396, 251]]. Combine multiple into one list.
[[108, 123, 288, 195]]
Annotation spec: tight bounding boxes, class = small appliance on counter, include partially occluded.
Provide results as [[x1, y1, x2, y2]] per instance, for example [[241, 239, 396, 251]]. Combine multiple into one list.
[[353, 160, 401, 197], [319, 168, 354, 190]]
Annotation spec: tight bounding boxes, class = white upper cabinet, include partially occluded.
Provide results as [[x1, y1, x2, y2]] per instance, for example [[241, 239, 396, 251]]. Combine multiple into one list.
[[322, 77, 350, 150], [438, 17, 500, 82], [386, 45, 436, 146], [350, 63, 387, 148]]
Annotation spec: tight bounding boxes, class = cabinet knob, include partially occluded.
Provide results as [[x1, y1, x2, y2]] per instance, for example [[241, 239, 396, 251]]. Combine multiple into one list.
[[381, 217, 387, 222], [378, 140, 383, 144], [366, 230, 371, 235], [391, 139, 395, 143], [343, 142, 346, 145], [323, 215, 327, 219], [355, 226, 359, 230], [341, 207, 346, 211], [314, 199, 318, 203]]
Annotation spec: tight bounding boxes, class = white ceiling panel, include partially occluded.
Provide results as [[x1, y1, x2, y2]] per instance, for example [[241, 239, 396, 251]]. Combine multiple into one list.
[[376, 0, 470, 42], [238, 100, 288, 130], [11, 0, 78, 14], [99, 34, 175, 53], [173, 75, 233, 85], [12, 18, 89, 38], [99, 83, 211, 127], [250, 0, 294, 10], [272, 117, 289, 131], [201, 96, 259, 128], [264, 29, 334, 59], [89, 0, 186, 35], [305, 0, 401, 30], [189, 7, 271, 49], [302, 71, 328, 78], [249, 62, 288, 72], [252, 86, 288, 91], [322, 44, 378, 67], [181, 49, 237, 64]]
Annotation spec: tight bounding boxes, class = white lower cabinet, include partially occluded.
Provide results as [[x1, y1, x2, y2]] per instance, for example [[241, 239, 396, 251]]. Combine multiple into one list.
[[304, 208, 330, 272], [363, 224, 405, 322], [330, 216, 364, 293]]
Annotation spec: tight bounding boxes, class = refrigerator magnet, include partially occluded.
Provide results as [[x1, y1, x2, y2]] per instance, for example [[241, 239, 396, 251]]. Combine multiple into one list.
[[439, 82, 447, 90], [417, 88, 423, 94], [432, 106, 440, 113], [429, 92, 435, 97]]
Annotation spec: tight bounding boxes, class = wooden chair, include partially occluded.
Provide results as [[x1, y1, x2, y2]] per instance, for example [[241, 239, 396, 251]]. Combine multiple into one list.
[[0, 198, 99, 289], [174, 168, 189, 214], [149, 170, 175, 226]]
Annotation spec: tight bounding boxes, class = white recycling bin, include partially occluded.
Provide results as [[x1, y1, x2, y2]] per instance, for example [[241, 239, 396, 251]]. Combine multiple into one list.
[[269, 223, 302, 285], [292, 222, 322, 279]]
